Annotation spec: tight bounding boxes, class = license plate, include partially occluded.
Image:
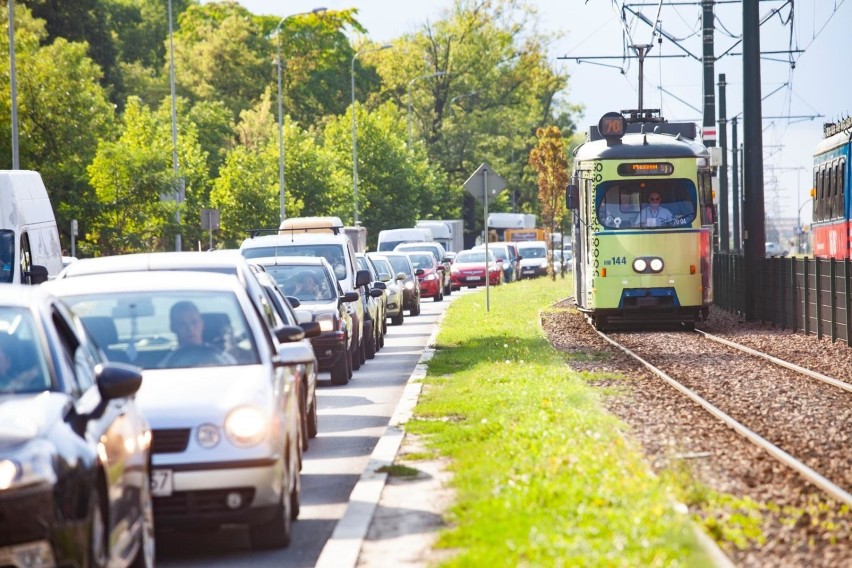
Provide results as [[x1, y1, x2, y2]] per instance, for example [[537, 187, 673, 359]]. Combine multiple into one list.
[[151, 469, 173, 497], [465, 276, 480, 281]]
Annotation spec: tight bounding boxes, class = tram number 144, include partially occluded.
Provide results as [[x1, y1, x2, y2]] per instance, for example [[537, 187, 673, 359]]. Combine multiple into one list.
[[603, 256, 627, 266]]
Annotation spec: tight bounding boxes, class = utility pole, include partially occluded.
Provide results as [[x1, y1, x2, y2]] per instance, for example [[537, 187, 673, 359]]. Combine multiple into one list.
[[718, 73, 729, 252], [731, 116, 741, 252], [701, 0, 716, 147], [742, 0, 766, 321]]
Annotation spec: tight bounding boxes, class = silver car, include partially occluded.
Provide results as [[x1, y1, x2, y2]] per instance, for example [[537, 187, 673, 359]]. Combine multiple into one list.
[[45, 271, 304, 550], [367, 253, 405, 326]]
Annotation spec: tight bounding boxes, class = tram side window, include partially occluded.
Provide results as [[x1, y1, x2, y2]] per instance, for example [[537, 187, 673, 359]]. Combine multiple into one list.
[[833, 160, 844, 219], [698, 171, 714, 225], [815, 165, 827, 222]]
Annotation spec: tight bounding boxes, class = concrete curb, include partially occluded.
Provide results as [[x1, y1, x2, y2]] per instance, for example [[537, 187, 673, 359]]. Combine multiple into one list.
[[315, 311, 445, 568]]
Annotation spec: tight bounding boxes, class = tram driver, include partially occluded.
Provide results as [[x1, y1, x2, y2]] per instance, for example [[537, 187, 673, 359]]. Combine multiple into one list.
[[637, 191, 673, 227]]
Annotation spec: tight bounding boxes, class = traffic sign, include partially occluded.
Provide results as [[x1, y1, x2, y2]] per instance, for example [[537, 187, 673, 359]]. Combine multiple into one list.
[[464, 163, 507, 201]]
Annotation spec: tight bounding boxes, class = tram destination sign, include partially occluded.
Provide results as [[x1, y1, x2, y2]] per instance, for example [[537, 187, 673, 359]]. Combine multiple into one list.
[[617, 162, 674, 176]]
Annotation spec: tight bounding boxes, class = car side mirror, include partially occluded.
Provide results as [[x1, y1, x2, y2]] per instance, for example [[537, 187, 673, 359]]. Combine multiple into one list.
[[370, 288, 384, 298], [299, 321, 322, 339], [396, 272, 407, 281], [89, 362, 143, 420], [286, 296, 301, 308], [436, 265, 444, 271], [516, 255, 523, 261], [340, 291, 360, 304], [355, 269, 371, 287], [567, 183, 579, 210], [373, 281, 387, 290], [415, 268, 425, 276], [26, 264, 49, 285], [496, 258, 504, 263], [274, 324, 306, 343]]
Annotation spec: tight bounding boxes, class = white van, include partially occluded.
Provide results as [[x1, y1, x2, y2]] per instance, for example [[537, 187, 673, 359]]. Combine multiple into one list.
[[376, 228, 433, 252], [0, 171, 63, 284]]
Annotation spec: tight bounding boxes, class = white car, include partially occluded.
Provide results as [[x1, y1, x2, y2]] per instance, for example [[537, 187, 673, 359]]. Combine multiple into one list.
[[44, 271, 304, 549], [765, 242, 788, 257]]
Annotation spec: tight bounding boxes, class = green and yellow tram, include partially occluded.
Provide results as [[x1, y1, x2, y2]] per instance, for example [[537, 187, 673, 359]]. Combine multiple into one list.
[[569, 111, 714, 330]]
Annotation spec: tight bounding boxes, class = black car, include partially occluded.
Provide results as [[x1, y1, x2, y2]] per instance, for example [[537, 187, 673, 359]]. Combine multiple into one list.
[[0, 284, 152, 567]]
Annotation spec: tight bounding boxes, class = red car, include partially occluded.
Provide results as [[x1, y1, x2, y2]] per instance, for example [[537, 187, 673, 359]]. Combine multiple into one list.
[[405, 252, 444, 301], [450, 249, 503, 289]]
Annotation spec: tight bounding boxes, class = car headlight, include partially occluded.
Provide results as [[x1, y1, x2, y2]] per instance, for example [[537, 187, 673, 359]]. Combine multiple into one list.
[[404, 281, 414, 290], [424, 273, 437, 281], [0, 460, 18, 490], [0, 440, 56, 490], [224, 406, 267, 447], [315, 312, 336, 332]]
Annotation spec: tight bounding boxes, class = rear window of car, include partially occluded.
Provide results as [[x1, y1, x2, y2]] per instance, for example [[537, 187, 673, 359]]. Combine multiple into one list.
[[386, 255, 413, 276]]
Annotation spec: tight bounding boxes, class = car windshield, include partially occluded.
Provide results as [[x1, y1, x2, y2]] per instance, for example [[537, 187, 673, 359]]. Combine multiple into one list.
[[260, 265, 336, 302], [62, 291, 260, 370], [517, 246, 547, 258], [0, 308, 52, 394], [243, 244, 347, 280], [407, 253, 434, 270], [371, 258, 393, 279], [385, 255, 414, 276], [455, 251, 493, 263]]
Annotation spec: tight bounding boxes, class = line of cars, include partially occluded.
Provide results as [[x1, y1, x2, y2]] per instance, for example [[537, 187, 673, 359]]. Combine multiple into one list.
[[1, 239, 405, 565]]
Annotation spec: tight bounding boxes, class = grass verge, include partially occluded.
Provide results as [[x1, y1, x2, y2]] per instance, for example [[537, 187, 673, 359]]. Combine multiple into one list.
[[407, 277, 714, 567]]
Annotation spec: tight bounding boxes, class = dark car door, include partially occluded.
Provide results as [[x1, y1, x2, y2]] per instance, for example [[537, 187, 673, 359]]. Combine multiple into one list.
[[49, 300, 149, 559]]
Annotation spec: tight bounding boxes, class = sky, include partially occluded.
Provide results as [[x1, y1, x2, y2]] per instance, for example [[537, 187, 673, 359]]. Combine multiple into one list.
[[225, 1, 852, 221]]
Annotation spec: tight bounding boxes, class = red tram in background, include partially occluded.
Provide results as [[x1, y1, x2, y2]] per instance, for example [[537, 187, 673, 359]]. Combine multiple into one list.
[[811, 117, 852, 258]]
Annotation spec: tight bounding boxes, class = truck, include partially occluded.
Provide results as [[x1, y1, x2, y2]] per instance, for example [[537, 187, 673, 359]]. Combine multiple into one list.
[[504, 228, 548, 242], [487, 213, 537, 241], [415, 219, 464, 253], [0, 170, 63, 284]]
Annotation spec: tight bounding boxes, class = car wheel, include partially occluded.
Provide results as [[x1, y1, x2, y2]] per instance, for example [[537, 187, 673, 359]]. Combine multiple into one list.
[[434, 289, 443, 302], [289, 441, 301, 520], [365, 324, 377, 359], [391, 312, 404, 326], [330, 351, 349, 385], [410, 302, 420, 316], [307, 392, 318, 438], [378, 324, 385, 348], [299, 385, 309, 451], [358, 335, 367, 366], [351, 333, 361, 370], [129, 467, 155, 568], [249, 473, 292, 549], [88, 485, 108, 568]]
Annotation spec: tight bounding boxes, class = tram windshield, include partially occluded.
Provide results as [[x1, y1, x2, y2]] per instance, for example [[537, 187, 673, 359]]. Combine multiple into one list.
[[596, 179, 697, 230]]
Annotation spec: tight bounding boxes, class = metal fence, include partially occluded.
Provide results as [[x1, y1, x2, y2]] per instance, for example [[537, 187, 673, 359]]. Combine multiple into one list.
[[713, 253, 852, 345]]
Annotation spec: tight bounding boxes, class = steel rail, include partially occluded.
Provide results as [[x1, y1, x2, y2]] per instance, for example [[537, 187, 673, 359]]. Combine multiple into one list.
[[593, 328, 852, 508], [695, 329, 852, 394]]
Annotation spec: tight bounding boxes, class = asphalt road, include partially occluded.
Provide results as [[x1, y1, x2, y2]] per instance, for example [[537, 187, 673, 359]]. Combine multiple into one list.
[[156, 290, 461, 567]]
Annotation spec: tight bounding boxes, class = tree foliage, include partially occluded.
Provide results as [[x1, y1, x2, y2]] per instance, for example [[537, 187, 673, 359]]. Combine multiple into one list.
[[529, 125, 569, 278]]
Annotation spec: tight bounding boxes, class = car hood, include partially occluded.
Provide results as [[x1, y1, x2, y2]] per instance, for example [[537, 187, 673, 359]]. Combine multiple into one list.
[[0, 393, 65, 445], [136, 365, 274, 427]]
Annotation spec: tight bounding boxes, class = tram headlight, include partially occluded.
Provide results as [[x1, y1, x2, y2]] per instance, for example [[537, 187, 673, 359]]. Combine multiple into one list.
[[632, 257, 664, 273]]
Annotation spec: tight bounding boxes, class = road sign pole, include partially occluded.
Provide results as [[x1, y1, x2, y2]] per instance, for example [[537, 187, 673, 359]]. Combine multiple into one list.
[[484, 168, 490, 312]]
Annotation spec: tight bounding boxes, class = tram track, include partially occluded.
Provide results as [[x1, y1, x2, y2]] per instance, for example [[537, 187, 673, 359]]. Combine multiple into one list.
[[595, 327, 852, 507]]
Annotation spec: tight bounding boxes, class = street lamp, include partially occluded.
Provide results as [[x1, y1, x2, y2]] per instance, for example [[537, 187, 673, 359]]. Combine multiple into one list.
[[276, 7, 326, 223], [351, 44, 392, 226], [407, 71, 446, 150], [449, 90, 479, 115]]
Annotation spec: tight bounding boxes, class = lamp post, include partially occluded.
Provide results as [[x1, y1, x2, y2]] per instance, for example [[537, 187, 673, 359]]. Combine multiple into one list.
[[168, 0, 181, 250], [351, 44, 392, 226], [449, 90, 479, 115], [407, 71, 446, 150], [276, 7, 326, 224]]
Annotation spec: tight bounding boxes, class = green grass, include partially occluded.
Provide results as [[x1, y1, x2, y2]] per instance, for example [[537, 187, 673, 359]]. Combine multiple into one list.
[[407, 277, 714, 567]]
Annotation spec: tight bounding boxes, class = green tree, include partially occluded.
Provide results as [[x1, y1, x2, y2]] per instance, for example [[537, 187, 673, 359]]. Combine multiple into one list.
[[0, 5, 116, 248], [322, 101, 448, 249], [86, 96, 207, 255], [528, 125, 569, 279]]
